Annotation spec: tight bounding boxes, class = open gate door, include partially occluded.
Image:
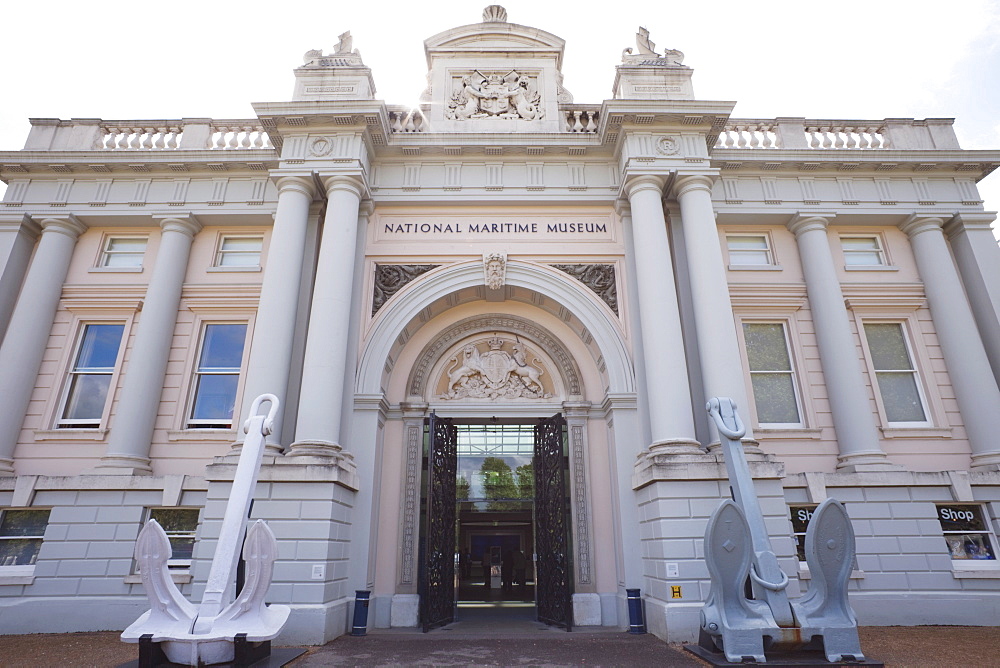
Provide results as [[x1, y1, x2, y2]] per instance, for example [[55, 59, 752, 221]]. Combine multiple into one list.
[[534, 413, 572, 631], [419, 412, 458, 632]]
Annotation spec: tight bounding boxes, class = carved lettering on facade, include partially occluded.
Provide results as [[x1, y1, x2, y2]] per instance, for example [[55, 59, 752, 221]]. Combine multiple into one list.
[[440, 336, 551, 400]]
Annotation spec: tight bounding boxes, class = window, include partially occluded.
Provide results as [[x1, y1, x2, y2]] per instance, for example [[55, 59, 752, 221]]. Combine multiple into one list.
[[215, 236, 263, 268], [59, 323, 125, 428], [743, 322, 801, 425], [0, 509, 50, 570], [727, 234, 773, 266], [147, 508, 199, 569], [188, 323, 248, 428], [789, 505, 816, 562], [863, 323, 926, 424], [100, 236, 147, 268], [937, 504, 997, 564], [841, 235, 885, 266]]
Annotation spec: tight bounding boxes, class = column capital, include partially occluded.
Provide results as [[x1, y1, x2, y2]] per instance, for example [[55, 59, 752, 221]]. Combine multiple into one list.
[[622, 174, 666, 200], [38, 214, 86, 239], [0, 213, 41, 238], [943, 212, 997, 237], [358, 199, 375, 218], [153, 213, 202, 237], [319, 173, 366, 199], [671, 173, 716, 198], [273, 173, 317, 198], [900, 214, 946, 238], [787, 212, 837, 237]]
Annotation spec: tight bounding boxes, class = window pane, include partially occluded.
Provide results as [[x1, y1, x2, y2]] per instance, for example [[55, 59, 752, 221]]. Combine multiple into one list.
[[842, 237, 883, 266], [75, 324, 125, 369], [149, 508, 198, 533], [945, 534, 996, 560], [218, 237, 262, 267], [744, 324, 792, 371], [0, 509, 50, 537], [190, 374, 239, 420], [751, 374, 800, 423], [62, 374, 113, 420], [875, 372, 926, 422], [220, 237, 262, 252], [0, 538, 43, 566], [841, 237, 880, 251], [728, 236, 768, 250], [864, 323, 913, 370], [199, 324, 247, 369]]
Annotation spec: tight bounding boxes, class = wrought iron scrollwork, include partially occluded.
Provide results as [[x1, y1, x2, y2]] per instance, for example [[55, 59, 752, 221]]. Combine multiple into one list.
[[419, 413, 457, 632], [534, 413, 572, 631]]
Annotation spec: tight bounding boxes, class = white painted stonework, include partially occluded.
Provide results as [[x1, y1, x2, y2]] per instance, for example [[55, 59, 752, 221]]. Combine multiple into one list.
[[2, 4, 1000, 648]]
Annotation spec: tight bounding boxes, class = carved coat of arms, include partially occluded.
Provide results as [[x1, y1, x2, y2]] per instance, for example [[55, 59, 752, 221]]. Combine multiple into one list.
[[441, 337, 551, 400], [446, 71, 543, 121]]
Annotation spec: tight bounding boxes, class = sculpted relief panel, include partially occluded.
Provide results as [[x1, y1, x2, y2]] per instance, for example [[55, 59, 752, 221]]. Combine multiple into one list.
[[447, 71, 543, 121], [436, 335, 555, 400]]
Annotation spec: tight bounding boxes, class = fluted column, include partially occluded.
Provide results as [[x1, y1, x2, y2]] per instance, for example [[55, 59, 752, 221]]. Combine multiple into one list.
[[97, 215, 202, 474], [672, 174, 754, 441], [0, 215, 87, 472], [901, 215, 1000, 470], [788, 214, 896, 471], [623, 176, 699, 453], [235, 174, 316, 454], [290, 175, 365, 456]]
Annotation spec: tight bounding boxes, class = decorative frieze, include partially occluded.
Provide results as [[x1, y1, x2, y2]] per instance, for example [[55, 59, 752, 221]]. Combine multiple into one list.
[[551, 264, 618, 315], [372, 264, 438, 316]]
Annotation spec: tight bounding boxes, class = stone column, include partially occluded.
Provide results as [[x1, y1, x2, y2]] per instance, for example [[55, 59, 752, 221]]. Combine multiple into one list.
[[901, 215, 1000, 470], [672, 174, 754, 441], [622, 176, 699, 453], [0, 215, 87, 472], [0, 214, 41, 345], [788, 214, 896, 471], [97, 214, 202, 474], [235, 174, 316, 454], [289, 175, 365, 456], [944, 213, 1000, 386]]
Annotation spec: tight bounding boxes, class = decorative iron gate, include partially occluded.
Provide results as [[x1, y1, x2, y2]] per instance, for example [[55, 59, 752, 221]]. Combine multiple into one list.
[[419, 413, 458, 632], [534, 413, 572, 631]]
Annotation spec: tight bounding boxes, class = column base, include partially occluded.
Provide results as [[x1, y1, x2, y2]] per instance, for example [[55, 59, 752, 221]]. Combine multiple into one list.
[[227, 439, 285, 458], [286, 439, 345, 458], [705, 438, 766, 459], [91, 455, 153, 476], [970, 452, 1000, 472], [835, 450, 904, 473], [647, 438, 704, 456]]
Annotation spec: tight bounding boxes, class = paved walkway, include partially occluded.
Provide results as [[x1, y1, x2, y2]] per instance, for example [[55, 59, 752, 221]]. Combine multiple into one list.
[[1, 625, 998, 667]]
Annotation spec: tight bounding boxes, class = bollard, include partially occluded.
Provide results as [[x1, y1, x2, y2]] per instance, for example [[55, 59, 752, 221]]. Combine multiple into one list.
[[626, 588, 646, 634], [351, 590, 371, 636]]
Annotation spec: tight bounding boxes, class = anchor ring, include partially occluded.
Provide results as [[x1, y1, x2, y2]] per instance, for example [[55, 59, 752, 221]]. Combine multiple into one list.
[[749, 565, 789, 592]]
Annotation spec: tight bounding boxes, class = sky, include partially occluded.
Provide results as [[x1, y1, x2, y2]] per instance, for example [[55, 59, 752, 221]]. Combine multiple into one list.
[[2, 0, 999, 233]]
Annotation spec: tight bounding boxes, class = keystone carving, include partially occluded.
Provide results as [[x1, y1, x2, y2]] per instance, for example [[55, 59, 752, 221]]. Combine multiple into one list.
[[483, 252, 507, 290]]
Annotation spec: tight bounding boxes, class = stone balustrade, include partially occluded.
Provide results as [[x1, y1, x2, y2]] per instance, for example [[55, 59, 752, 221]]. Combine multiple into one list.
[[387, 107, 427, 133], [563, 107, 599, 133], [715, 117, 960, 151], [22, 118, 272, 151]]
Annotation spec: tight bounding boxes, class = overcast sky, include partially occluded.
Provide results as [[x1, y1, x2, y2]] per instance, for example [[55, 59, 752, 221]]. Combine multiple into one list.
[[2, 0, 998, 232]]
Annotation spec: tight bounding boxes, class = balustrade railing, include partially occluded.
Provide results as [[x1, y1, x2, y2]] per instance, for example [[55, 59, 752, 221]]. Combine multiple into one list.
[[98, 120, 271, 150], [564, 108, 599, 133], [715, 119, 888, 150], [387, 107, 427, 133]]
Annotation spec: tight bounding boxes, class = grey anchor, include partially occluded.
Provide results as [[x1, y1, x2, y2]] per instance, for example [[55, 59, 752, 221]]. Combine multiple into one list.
[[698, 397, 866, 664]]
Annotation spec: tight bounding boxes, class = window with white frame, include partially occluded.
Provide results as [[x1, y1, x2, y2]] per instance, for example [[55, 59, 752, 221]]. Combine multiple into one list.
[[214, 236, 263, 268], [727, 234, 774, 266], [937, 504, 997, 564], [147, 508, 199, 569], [99, 236, 147, 268], [0, 508, 51, 570], [188, 323, 248, 428], [862, 322, 927, 424], [742, 322, 802, 426], [789, 505, 816, 562], [841, 235, 886, 266], [59, 323, 125, 428]]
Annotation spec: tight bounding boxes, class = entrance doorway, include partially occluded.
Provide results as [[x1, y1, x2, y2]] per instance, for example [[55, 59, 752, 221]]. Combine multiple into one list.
[[418, 415, 572, 632]]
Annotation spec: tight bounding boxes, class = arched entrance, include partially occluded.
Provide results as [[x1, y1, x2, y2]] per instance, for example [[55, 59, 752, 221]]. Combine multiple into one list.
[[351, 260, 642, 631]]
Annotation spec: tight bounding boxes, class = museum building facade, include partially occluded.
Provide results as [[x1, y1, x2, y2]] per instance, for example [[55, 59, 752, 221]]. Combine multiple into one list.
[[1, 6, 1000, 645]]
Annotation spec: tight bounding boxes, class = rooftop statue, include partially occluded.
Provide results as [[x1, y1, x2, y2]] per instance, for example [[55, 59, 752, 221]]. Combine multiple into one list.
[[301, 30, 364, 67], [622, 26, 686, 67]]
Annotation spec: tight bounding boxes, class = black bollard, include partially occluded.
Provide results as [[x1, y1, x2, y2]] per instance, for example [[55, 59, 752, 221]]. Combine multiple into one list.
[[352, 590, 372, 636], [626, 588, 646, 634]]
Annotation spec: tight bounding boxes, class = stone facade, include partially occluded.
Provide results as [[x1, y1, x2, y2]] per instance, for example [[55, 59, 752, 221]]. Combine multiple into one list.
[[1, 6, 999, 646]]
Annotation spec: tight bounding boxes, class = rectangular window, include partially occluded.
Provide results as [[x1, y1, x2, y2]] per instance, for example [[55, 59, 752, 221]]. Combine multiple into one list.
[[727, 234, 773, 266], [215, 236, 263, 268], [841, 235, 885, 266], [743, 322, 801, 425], [100, 237, 147, 268], [789, 505, 816, 562], [59, 323, 125, 428], [0, 509, 51, 568], [188, 323, 248, 428], [863, 323, 926, 424], [148, 508, 199, 569], [937, 504, 997, 563]]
